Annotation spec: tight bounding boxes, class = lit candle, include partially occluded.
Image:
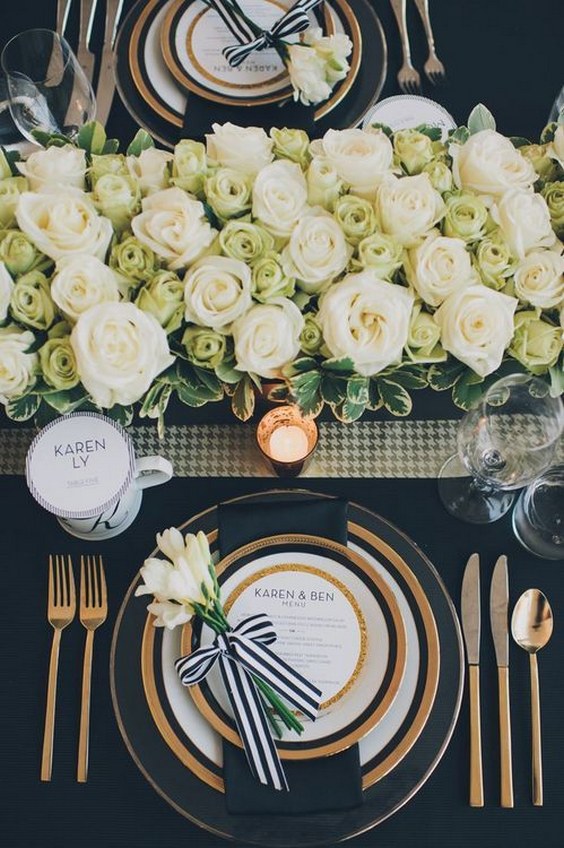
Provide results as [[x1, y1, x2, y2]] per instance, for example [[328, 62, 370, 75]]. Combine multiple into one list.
[[268, 425, 309, 463]]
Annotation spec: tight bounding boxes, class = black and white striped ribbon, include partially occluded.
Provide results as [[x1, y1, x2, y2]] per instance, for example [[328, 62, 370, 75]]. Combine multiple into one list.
[[175, 612, 322, 791]]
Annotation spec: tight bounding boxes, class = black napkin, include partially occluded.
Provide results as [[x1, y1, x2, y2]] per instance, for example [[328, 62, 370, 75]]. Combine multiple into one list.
[[182, 92, 318, 140], [218, 496, 364, 815]]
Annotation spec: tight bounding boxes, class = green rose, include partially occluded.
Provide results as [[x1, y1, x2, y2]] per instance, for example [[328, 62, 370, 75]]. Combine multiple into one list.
[[135, 270, 185, 333], [333, 195, 376, 245], [306, 156, 343, 211], [508, 310, 562, 374], [10, 270, 55, 330], [270, 128, 311, 167], [393, 129, 435, 175], [0, 177, 28, 228], [92, 173, 141, 232], [219, 220, 274, 264], [252, 252, 295, 302], [520, 144, 557, 181], [405, 302, 446, 362], [0, 149, 12, 180], [541, 181, 564, 239], [442, 192, 489, 243], [110, 235, 160, 284], [182, 325, 226, 369], [0, 229, 49, 277], [300, 312, 323, 355], [39, 335, 79, 389], [205, 168, 252, 219], [474, 229, 515, 290], [89, 153, 128, 186], [171, 139, 207, 195], [422, 159, 453, 194], [354, 232, 403, 278]]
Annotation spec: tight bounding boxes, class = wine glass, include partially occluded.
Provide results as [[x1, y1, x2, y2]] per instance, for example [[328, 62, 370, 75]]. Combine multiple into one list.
[[438, 373, 564, 524], [1, 29, 96, 143]]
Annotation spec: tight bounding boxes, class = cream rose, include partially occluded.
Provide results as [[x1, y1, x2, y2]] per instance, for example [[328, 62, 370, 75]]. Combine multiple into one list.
[[206, 123, 273, 177], [184, 256, 252, 331], [450, 129, 536, 196], [0, 325, 38, 403], [16, 145, 87, 191], [131, 187, 216, 270], [376, 174, 445, 247], [252, 160, 308, 238], [434, 285, 518, 377], [310, 128, 394, 198], [513, 249, 564, 309], [16, 188, 113, 262], [126, 148, 173, 195], [0, 262, 14, 322], [318, 271, 415, 376], [51, 254, 121, 322], [232, 297, 304, 378], [281, 211, 350, 294], [70, 302, 174, 408], [490, 188, 555, 259], [406, 231, 476, 307]]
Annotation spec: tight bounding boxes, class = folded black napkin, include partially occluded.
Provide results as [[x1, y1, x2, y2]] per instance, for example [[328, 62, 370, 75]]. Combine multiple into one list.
[[218, 496, 364, 815], [182, 93, 318, 140]]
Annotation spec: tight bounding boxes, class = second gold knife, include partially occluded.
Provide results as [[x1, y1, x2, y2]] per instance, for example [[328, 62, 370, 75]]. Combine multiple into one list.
[[461, 552, 483, 807], [490, 554, 514, 808]]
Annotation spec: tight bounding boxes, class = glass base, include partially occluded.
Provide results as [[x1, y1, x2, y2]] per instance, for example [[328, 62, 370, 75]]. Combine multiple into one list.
[[438, 455, 515, 524]]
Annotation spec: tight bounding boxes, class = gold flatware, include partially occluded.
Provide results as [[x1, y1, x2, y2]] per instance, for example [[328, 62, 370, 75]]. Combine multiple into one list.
[[77, 0, 99, 84], [511, 589, 553, 806], [56, 0, 72, 36], [412, 0, 446, 84], [389, 0, 421, 94], [461, 553, 483, 807], [490, 554, 514, 808], [95, 0, 124, 126], [41, 555, 76, 782], [77, 555, 107, 782]]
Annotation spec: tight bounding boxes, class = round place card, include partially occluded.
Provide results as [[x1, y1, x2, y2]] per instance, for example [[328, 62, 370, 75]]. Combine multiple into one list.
[[362, 94, 457, 138]]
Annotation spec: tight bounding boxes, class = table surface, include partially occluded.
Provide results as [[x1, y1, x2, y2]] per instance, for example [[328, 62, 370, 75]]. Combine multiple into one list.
[[2, 2, 564, 846]]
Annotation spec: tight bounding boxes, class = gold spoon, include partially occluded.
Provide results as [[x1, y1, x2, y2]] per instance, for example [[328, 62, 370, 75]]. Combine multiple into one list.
[[511, 589, 554, 806]]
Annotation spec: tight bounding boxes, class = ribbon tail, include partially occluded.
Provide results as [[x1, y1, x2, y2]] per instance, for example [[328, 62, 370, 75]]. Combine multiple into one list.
[[175, 644, 220, 685]]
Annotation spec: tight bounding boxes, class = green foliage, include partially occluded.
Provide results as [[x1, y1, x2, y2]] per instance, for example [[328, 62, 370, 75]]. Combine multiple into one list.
[[231, 375, 255, 421], [467, 104, 496, 134], [5, 392, 41, 421], [126, 129, 155, 157]]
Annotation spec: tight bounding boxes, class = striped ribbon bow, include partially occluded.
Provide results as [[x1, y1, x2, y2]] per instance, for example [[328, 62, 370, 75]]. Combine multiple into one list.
[[175, 612, 322, 791], [204, 0, 324, 68]]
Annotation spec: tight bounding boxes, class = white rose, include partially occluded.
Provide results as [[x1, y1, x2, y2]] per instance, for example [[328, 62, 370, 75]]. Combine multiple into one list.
[[318, 270, 415, 376], [548, 125, 564, 169], [131, 187, 216, 270], [16, 188, 113, 262], [184, 255, 252, 331], [232, 297, 304, 378], [450, 129, 536, 197], [513, 249, 564, 309], [0, 325, 37, 403], [126, 148, 173, 195], [434, 285, 518, 377], [376, 174, 445, 247], [490, 188, 555, 259], [281, 211, 350, 293], [406, 231, 476, 307], [70, 302, 174, 407], [16, 145, 87, 191], [0, 262, 14, 322], [206, 122, 273, 177], [309, 128, 394, 198], [286, 44, 332, 106], [252, 160, 308, 238], [50, 254, 121, 322]]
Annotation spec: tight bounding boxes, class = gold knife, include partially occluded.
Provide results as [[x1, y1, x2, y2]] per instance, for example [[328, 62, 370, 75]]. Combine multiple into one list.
[[490, 554, 514, 808], [95, 0, 124, 126], [77, 0, 99, 85], [461, 553, 484, 807]]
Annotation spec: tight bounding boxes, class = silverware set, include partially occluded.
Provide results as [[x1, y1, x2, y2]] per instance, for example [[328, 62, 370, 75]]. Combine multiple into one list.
[[41, 554, 107, 783], [461, 553, 553, 808], [389, 0, 445, 93]]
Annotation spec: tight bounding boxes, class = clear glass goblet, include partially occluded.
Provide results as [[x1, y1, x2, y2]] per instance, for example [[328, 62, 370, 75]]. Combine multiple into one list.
[[1, 28, 96, 143], [438, 373, 564, 524]]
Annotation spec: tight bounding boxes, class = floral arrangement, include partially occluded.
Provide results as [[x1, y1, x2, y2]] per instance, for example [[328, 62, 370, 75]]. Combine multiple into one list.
[[0, 105, 562, 431]]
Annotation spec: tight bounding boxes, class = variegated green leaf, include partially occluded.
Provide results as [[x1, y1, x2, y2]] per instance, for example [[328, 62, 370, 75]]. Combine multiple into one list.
[[320, 374, 346, 406], [193, 365, 224, 398], [449, 126, 470, 145], [331, 399, 365, 423], [347, 375, 369, 405], [289, 370, 323, 417], [231, 376, 255, 421], [267, 383, 290, 402], [321, 357, 355, 374], [215, 359, 243, 384], [367, 379, 384, 411], [282, 357, 318, 377], [415, 125, 442, 141], [428, 360, 466, 391], [376, 379, 412, 416], [106, 404, 134, 427], [386, 367, 428, 390], [44, 388, 88, 414], [5, 393, 41, 421], [451, 371, 485, 410]]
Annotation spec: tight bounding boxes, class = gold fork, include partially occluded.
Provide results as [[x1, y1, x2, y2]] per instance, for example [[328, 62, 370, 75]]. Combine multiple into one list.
[[41, 555, 76, 782], [413, 0, 446, 84], [77, 555, 107, 783], [389, 0, 421, 94]]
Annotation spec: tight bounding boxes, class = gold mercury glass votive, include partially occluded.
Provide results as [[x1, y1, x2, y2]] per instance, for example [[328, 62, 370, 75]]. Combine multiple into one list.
[[256, 406, 319, 478]]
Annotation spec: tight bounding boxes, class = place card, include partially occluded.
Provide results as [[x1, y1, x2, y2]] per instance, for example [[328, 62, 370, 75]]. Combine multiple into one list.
[[362, 94, 457, 139]]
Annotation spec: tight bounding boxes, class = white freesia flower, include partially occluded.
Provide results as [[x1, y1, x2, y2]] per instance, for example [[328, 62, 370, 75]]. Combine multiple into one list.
[[434, 285, 518, 377], [406, 231, 476, 307], [0, 262, 14, 322], [184, 256, 252, 331], [232, 297, 304, 378], [70, 302, 174, 407], [376, 174, 445, 247], [126, 148, 173, 195], [304, 28, 352, 84], [206, 122, 273, 177], [318, 271, 415, 376], [16, 145, 87, 191], [490, 188, 555, 259], [286, 44, 332, 106], [0, 325, 37, 403], [252, 160, 308, 238], [548, 125, 564, 169], [131, 187, 216, 270], [16, 188, 113, 261], [513, 249, 564, 309], [50, 254, 121, 322], [450, 129, 536, 196], [310, 128, 394, 199], [281, 211, 350, 293], [146, 601, 194, 629]]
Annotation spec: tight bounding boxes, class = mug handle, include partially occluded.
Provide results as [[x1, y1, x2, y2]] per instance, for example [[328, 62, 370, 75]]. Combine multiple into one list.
[[134, 456, 173, 490]]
